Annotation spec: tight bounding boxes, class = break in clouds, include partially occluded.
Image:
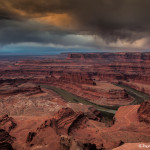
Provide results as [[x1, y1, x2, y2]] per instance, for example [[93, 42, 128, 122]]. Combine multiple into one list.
[[1, 0, 150, 51]]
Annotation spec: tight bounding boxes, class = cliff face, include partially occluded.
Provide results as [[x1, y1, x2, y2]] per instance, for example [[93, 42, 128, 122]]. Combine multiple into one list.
[[138, 101, 150, 123], [0, 129, 14, 150], [66, 53, 150, 84], [0, 83, 42, 96], [57, 81, 132, 106], [0, 53, 149, 109], [26, 108, 101, 150], [59, 72, 96, 85], [37, 108, 86, 136], [59, 135, 98, 150], [67, 53, 150, 62], [25, 105, 150, 150], [0, 115, 16, 150], [121, 81, 150, 95], [0, 52, 150, 85], [0, 115, 17, 133], [0, 102, 149, 150]]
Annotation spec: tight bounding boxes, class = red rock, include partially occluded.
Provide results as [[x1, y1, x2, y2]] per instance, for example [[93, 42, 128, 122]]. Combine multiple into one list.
[[121, 81, 150, 95], [113, 143, 150, 150], [8, 105, 149, 149], [0, 83, 42, 96], [0, 142, 14, 150], [59, 72, 96, 85], [85, 107, 102, 122], [57, 81, 132, 106], [0, 53, 150, 150], [138, 101, 150, 123], [103, 140, 124, 149], [26, 132, 36, 143], [37, 107, 85, 135], [0, 129, 15, 150], [60, 135, 98, 150], [1, 52, 150, 85], [67, 52, 150, 62], [26, 108, 101, 149], [0, 115, 17, 132]]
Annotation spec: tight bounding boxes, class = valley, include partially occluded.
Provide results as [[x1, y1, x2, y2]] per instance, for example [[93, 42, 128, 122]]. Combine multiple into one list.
[[0, 52, 150, 150]]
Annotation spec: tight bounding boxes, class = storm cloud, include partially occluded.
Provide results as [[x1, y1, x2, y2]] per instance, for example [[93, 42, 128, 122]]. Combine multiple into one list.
[[1, 0, 150, 50]]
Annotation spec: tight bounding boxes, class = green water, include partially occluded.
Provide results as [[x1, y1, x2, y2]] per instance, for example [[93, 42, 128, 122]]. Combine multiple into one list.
[[40, 84, 116, 120], [40, 83, 150, 121], [114, 82, 150, 105]]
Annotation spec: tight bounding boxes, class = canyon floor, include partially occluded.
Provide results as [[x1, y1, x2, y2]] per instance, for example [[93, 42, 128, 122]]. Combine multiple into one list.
[[0, 52, 150, 150]]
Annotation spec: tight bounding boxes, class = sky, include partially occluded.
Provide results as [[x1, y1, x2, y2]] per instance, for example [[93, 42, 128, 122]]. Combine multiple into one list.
[[0, 0, 150, 54]]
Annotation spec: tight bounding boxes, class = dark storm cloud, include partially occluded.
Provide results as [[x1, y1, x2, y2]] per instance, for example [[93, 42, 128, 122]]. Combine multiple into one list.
[[0, 19, 69, 44], [1, 0, 150, 45], [0, 19, 98, 49]]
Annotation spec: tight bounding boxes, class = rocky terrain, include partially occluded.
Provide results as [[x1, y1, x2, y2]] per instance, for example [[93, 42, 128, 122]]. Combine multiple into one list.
[[0, 83, 42, 97], [138, 101, 150, 123], [121, 81, 150, 95], [67, 53, 150, 62], [113, 143, 150, 150], [0, 52, 150, 149], [0, 83, 67, 116], [59, 72, 96, 85], [25, 101, 150, 150], [56, 81, 132, 106], [0, 101, 149, 149]]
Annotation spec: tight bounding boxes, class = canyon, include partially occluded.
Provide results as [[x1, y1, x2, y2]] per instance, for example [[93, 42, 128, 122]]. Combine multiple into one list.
[[0, 52, 150, 149]]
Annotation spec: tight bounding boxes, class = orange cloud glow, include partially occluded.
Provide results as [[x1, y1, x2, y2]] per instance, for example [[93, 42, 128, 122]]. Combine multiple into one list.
[[33, 13, 78, 30]]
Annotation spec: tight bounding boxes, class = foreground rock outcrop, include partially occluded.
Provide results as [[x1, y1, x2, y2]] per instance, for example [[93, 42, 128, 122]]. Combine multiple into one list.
[[0, 115, 17, 133], [25, 104, 150, 150], [113, 143, 150, 150], [0, 129, 15, 150], [60, 135, 97, 150], [0, 103, 148, 149], [26, 108, 103, 149], [36, 108, 86, 135], [138, 101, 150, 123]]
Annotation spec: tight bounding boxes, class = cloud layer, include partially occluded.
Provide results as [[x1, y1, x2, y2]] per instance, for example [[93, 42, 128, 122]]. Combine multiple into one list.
[[1, 0, 150, 51]]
